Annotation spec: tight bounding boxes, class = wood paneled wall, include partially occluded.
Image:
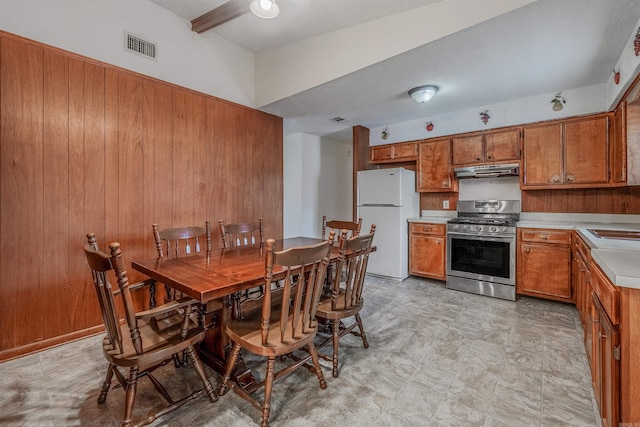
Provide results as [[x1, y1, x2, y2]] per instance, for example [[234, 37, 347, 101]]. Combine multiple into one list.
[[0, 32, 283, 360], [521, 187, 640, 213]]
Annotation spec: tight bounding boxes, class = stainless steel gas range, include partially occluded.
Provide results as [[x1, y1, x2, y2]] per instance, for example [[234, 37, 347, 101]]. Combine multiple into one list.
[[446, 200, 520, 301]]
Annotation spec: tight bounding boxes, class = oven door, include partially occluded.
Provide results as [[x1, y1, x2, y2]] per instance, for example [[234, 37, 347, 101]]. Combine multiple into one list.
[[446, 231, 515, 286]]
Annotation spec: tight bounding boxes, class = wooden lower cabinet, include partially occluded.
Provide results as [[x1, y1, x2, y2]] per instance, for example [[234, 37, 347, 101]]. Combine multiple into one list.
[[589, 263, 620, 427], [409, 222, 446, 280], [516, 228, 573, 302]]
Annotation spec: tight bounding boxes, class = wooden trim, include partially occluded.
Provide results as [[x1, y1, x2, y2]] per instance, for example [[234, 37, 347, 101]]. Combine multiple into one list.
[[0, 325, 104, 362], [353, 125, 370, 221], [191, 0, 250, 34]]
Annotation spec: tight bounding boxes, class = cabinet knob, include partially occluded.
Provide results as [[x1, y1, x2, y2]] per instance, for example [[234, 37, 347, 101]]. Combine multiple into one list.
[[567, 175, 575, 182], [423, 227, 430, 232], [487, 155, 492, 160], [476, 157, 481, 161], [551, 175, 560, 183], [442, 181, 449, 187], [437, 240, 441, 245], [525, 248, 531, 253], [541, 235, 549, 240]]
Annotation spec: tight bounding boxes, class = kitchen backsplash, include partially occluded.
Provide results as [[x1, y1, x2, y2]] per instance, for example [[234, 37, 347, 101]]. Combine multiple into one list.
[[458, 176, 521, 201]]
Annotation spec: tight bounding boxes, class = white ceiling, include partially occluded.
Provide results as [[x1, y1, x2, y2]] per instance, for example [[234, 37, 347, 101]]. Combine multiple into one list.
[[150, 0, 640, 142]]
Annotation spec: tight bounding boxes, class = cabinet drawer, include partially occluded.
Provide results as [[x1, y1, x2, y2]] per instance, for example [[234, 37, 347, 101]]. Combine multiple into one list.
[[590, 262, 620, 325], [410, 223, 445, 236], [520, 228, 572, 245]]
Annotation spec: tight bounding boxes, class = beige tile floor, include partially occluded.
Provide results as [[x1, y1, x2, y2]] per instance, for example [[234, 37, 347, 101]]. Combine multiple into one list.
[[0, 276, 601, 426]]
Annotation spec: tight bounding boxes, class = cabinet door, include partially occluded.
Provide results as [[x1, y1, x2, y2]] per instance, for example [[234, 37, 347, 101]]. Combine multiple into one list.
[[485, 129, 520, 162], [565, 116, 609, 185], [598, 305, 620, 427], [392, 142, 418, 161], [409, 233, 445, 280], [371, 146, 392, 162], [522, 123, 563, 187], [452, 135, 484, 165], [517, 242, 572, 301], [417, 139, 455, 192]]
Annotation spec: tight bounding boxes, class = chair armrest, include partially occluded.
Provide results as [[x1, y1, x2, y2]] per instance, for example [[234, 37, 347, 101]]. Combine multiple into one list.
[[135, 297, 197, 320], [113, 278, 156, 296]]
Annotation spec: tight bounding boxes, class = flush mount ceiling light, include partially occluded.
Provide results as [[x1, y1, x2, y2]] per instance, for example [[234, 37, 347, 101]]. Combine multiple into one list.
[[408, 85, 439, 103], [250, 0, 280, 19]]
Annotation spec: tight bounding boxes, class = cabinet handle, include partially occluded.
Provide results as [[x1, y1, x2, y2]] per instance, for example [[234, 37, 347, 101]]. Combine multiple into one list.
[[525, 248, 531, 253], [567, 175, 575, 182], [442, 181, 449, 187], [592, 318, 599, 324], [551, 175, 560, 183], [541, 235, 549, 240], [487, 155, 492, 160], [476, 157, 481, 161], [437, 240, 441, 245], [423, 227, 430, 232]]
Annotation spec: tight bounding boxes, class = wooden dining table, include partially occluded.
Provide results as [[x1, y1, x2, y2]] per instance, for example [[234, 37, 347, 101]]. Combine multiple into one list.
[[131, 237, 336, 388]]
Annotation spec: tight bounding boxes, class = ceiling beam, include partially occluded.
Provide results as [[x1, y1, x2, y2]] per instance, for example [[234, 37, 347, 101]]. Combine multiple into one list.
[[191, 0, 250, 34]]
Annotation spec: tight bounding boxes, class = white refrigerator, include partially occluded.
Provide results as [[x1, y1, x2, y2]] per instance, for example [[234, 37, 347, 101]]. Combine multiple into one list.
[[357, 168, 419, 280]]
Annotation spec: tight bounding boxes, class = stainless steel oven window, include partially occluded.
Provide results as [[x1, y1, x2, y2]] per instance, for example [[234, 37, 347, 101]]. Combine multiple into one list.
[[446, 232, 516, 286]]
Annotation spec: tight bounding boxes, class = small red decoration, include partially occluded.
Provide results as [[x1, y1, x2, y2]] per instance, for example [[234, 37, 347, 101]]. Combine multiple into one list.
[[613, 69, 620, 85], [426, 122, 434, 132], [635, 27, 640, 56], [479, 110, 490, 125]]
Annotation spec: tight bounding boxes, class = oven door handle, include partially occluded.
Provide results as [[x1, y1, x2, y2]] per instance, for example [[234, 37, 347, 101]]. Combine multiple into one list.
[[447, 232, 515, 241]]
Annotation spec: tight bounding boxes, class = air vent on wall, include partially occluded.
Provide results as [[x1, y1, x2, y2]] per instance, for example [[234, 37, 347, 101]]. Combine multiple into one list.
[[330, 117, 347, 123], [124, 32, 157, 60]]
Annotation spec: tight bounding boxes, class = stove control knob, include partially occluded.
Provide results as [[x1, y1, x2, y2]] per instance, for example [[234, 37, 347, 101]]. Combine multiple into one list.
[[452, 224, 459, 230], [463, 225, 469, 231], [500, 227, 508, 233], [490, 226, 498, 232], [475, 226, 482, 231]]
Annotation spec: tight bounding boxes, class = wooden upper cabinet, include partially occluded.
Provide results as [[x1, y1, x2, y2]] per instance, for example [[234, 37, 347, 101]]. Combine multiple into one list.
[[452, 135, 484, 165], [564, 115, 609, 185], [485, 129, 521, 163], [522, 122, 563, 186], [452, 128, 520, 166], [370, 141, 417, 163], [522, 114, 612, 189], [370, 145, 392, 162], [417, 138, 457, 192]]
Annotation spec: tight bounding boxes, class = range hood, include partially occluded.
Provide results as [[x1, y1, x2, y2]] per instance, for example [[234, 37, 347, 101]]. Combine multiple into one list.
[[454, 163, 519, 179]]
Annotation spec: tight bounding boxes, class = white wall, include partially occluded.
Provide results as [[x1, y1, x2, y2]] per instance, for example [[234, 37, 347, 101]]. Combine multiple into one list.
[[283, 133, 352, 238], [0, 0, 254, 107]]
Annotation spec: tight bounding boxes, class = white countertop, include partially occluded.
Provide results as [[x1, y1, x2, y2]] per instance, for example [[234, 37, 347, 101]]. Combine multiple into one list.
[[517, 214, 640, 289], [409, 211, 640, 289]]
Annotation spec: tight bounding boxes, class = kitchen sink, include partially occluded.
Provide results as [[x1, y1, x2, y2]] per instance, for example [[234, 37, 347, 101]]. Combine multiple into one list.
[[588, 229, 640, 240]]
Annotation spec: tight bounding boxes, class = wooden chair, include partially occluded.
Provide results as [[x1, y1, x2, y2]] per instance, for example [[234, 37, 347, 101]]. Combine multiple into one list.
[[316, 225, 376, 378], [152, 222, 211, 302], [218, 233, 335, 427], [219, 218, 265, 318], [321, 215, 362, 240], [219, 218, 264, 248], [83, 233, 217, 427]]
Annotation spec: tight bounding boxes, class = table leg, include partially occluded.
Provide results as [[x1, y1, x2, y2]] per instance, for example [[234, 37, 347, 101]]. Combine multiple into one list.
[[198, 296, 256, 390]]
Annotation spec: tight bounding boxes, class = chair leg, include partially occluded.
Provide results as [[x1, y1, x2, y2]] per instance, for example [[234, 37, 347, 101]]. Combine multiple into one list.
[[98, 363, 115, 404], [261, 356, 276, 427], [355, 313, 369, 348], [186, 345, 218, 403], [121, 367, 139, 427], [218, 343, 241, 396], [307, 342, 327, 389], [331, 319, 340, 378]]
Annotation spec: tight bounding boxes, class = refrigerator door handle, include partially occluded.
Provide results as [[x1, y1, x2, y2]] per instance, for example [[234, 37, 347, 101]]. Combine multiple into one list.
[[358, 204, 398, 207]]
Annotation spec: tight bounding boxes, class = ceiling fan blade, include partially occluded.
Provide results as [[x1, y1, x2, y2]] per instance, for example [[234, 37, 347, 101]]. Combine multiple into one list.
[[191, 0, 250, 34]]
